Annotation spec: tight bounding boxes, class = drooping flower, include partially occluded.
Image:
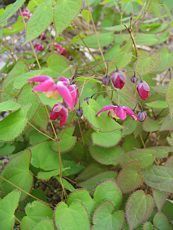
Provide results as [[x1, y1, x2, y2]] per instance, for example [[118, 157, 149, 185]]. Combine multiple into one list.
[[131, 74, 138, 84], [111, 70, 126, 89], [50, 103, 68, 127], [137, 81, 150, 100], [34, 43, 44, 52], [137, 111, 147, 122], [20, 8, 32, 20], [54, 43, 67, 57], [29, 76, 78, 110], [96, 105, 137, 121]]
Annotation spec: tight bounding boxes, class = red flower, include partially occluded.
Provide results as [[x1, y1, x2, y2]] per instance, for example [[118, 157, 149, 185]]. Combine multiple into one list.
[[137, 81, 150, 100], [29, 76, 78, 110], [20, 8, 32, 20], [97, 105, 137, 121], [111, 71, 126, 89], [34, 43, 44, 52], [54, 43, 67, 57], [50, 103, 68, 127]]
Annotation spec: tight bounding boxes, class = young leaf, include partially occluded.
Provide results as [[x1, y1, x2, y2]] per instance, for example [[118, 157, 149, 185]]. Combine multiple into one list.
[[153, 190, 168, 211], [89, 145, 123, 166], [153, 212, 172, 230], [91, 130, 122, 148], [67, 189, 95, 216], [0, 150, 33, 200], [143, 165, 173, 193], [117, 168, 143, 193], [0, 0, 25, 25], [94, 180, 122, 209], [92, 201, 124, 230], [54, 0, 82, 34], [0, 107, 29, 141], [126, 190, 154, 230], [54, 201, 90, 230], [0, 190, 21, 230], [21, 201, 53, 230], [26, 0, 53, 41]]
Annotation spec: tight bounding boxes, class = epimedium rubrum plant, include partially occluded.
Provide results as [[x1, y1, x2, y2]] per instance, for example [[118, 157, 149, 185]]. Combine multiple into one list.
[[0, 0, 173, 229]]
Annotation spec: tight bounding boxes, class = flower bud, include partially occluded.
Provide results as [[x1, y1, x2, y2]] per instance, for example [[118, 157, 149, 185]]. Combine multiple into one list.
[[76, 108, 83, 117], [102, 75, 110, 86], [137, 81, 150, 100], [131, 75, 138, 83], [111, 70, 126, 89], [137, 111, 147, 122]]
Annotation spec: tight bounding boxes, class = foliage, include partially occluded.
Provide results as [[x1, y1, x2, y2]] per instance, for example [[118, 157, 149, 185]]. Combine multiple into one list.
[[0, 0, 173, 229]]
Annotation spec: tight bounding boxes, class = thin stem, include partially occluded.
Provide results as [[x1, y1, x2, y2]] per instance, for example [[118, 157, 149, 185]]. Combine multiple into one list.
[[78, 119, 84, 144], [85, 0, 107, 73], [15, 216, 21, 225], [20, 10, 41, 69], [27, 121, 55, 141], [57, 142, 67, 199], [124, 22, 138, 60], [0, 175, 50, 206]]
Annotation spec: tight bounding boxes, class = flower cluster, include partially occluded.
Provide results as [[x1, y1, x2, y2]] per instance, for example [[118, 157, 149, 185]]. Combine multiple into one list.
[[20, 8, 32, 20], [29, 76, 78, 127], [100, 69, 150, 122]]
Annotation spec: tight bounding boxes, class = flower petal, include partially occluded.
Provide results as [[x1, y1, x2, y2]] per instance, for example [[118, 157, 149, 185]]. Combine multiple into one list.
[[114, 106, 127, 120], [50, 103, 68, 127], [56, 81, 74, 109], [96, 105, 116, 116], [123, 106, 138, 120], [29, 75, 51, 83], [33, 79, 56, 92]]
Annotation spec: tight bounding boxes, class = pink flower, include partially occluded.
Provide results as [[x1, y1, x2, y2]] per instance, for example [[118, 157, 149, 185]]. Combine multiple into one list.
[[54, 43, 67, 57], [50, 103, 68, 127], [137, 81, 150, 100], [97, 105, 137, 121], [20, 8, 32, 20], [111, 71, 126, 89], [29, 76, 78, 110], [34, 43, 44, 52]]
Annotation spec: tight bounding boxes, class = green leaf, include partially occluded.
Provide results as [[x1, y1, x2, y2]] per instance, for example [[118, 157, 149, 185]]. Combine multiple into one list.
[[0, 100, 21, 113], [47, 54, 72, 77], [54, 201, 90, 230], [0, 150, 33, 200], [33, 219, 54, 230], [120, 148, 155, 169], [67, 189, 95, 216], [166, 78, 173, 117], [153, 190, 168, 212], [92, 202, 124, 230], [143, 222, 154, 230], [82, 99, 121, 132], [91, 130, 122, 148], [0, 0, 25, 25], [54, 0, 82, 34], [135, 32, 168, 46], [146, 101, 168, 109], [0, 107, 29, 141], [142, 117, 161, 132], [153, 212, 172, 230], [31, 141, 59, 171], [0, 190, 21, 230], [78, 171, 117, 192], [21, 201, 53, 230], [26, 0, 53, 41], [78, 32, 114, 48], [126, 190, 154, 229], [89, 145, 123, 165], [94, 180, 122, 209], [117, 168, 143, 193], [143, 165, 173, 193]]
